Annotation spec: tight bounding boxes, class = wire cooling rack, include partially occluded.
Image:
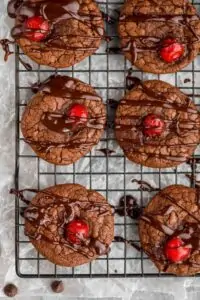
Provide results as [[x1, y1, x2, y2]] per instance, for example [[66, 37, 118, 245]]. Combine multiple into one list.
[[15, 0, 200, 278]]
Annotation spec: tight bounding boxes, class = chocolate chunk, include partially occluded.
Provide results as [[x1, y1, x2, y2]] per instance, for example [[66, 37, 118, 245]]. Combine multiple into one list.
[[3, 284, 18, 297], [115, 195, 142, 219], [51, 280, 64, 293]]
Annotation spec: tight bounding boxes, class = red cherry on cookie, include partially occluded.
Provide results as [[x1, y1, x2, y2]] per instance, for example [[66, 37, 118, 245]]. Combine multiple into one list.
[[68, 104, 88, 122], [65, 219, 89, 244], [25, 16, 50, 42], [160, 38, 184, 63], [164, 237, 191, 263], [142, 114, 165, 137]]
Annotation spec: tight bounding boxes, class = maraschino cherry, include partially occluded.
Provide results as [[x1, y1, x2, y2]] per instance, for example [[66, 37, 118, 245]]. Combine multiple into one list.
[[160, 38, 184, 63], [65, 219, 89, 244], [142, 114, 165, 137], [25, 16, 50, 42], [67, 104, 88, 123], [164, 237, 191, 263]]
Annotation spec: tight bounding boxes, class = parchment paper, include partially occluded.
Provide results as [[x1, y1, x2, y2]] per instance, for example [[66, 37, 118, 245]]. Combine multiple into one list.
[[0, 0, 200, 299]]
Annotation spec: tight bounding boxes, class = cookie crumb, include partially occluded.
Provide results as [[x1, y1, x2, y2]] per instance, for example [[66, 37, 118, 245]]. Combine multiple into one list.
[[51, 280, 64, 293], [3, 284, 18, 297]]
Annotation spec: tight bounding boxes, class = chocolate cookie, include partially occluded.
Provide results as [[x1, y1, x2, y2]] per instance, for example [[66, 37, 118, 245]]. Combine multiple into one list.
[[118, 0, 200, 74], [8, 0, 104, 68], [23, 183, 114, 267], [115, 78, 200, 168], [21, 75, 106, 165], [139, 184, 200, 276]]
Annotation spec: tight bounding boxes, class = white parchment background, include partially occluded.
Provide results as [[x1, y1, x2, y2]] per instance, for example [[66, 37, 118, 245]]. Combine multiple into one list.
[[0, 0, 200, 299]]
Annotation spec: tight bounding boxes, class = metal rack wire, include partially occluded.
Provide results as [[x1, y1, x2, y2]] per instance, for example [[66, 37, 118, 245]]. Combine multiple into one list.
[[15, 0, 200, 278]]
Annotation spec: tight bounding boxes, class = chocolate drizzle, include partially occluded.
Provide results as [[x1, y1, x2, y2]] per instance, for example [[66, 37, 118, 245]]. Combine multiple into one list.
[[25, 75, 105, 153], [120, 11, 200, 63], [7, 0, 105, 53], [41, 112, 105, 134], [114, 236, 141, 252], [132, 179, 156, 192], [18, 56, 32, 70], [141, 191, 200, 270], [10, 188, 112, 258], [31, 75, 102, 100], [0, 39, 14, 61], [116, 76, 200, 163]]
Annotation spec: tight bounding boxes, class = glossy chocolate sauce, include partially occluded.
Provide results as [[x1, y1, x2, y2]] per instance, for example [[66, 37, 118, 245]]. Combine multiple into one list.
[[32, 75, 102, 100], [41, 112, 104, 134], [26, 75, 105, 152], [116, 76, 200, 163], [10, 188, 112, 258], [7, 0, 104, 53], [120, 12, 200, 63]]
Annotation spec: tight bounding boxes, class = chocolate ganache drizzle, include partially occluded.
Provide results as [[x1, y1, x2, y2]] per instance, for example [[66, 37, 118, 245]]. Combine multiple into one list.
[[6, 0, 104, 52], [115, 76, 200, 163], [10, 188, 112, 258], [140, 191, 200, 270], [25, 75, 106, 153], [120, 7, 200, 63]]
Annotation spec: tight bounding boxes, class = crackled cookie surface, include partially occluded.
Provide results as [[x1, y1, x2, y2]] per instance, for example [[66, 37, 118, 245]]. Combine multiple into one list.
[[21, 75, 106, 165], [24, 184, 114, 267], [118, 0, 200, 74], [139, 185, 200, 276], [8, 0, 104, 68], [115, 78, 200, 168]]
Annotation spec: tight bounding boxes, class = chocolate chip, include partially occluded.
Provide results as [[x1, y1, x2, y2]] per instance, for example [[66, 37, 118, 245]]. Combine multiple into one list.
[[3, 284, 18, 297], [184, 78, 191, 83], [51, 280, 64, 293], [116, 195, 142, 219]]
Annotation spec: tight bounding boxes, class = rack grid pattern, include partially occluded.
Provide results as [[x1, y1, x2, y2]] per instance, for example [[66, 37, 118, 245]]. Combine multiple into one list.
[[15, 0, 200, 278]]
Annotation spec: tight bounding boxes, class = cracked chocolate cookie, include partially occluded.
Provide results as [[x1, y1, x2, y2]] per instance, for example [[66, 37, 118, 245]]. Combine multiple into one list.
[[21, 75, 106, 165], [118, 0, 200, 74], [115, 78, 200, 168], [8, 0, 104, 68], [139, 184, 200, 276], [21, 183, 114, 267]]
